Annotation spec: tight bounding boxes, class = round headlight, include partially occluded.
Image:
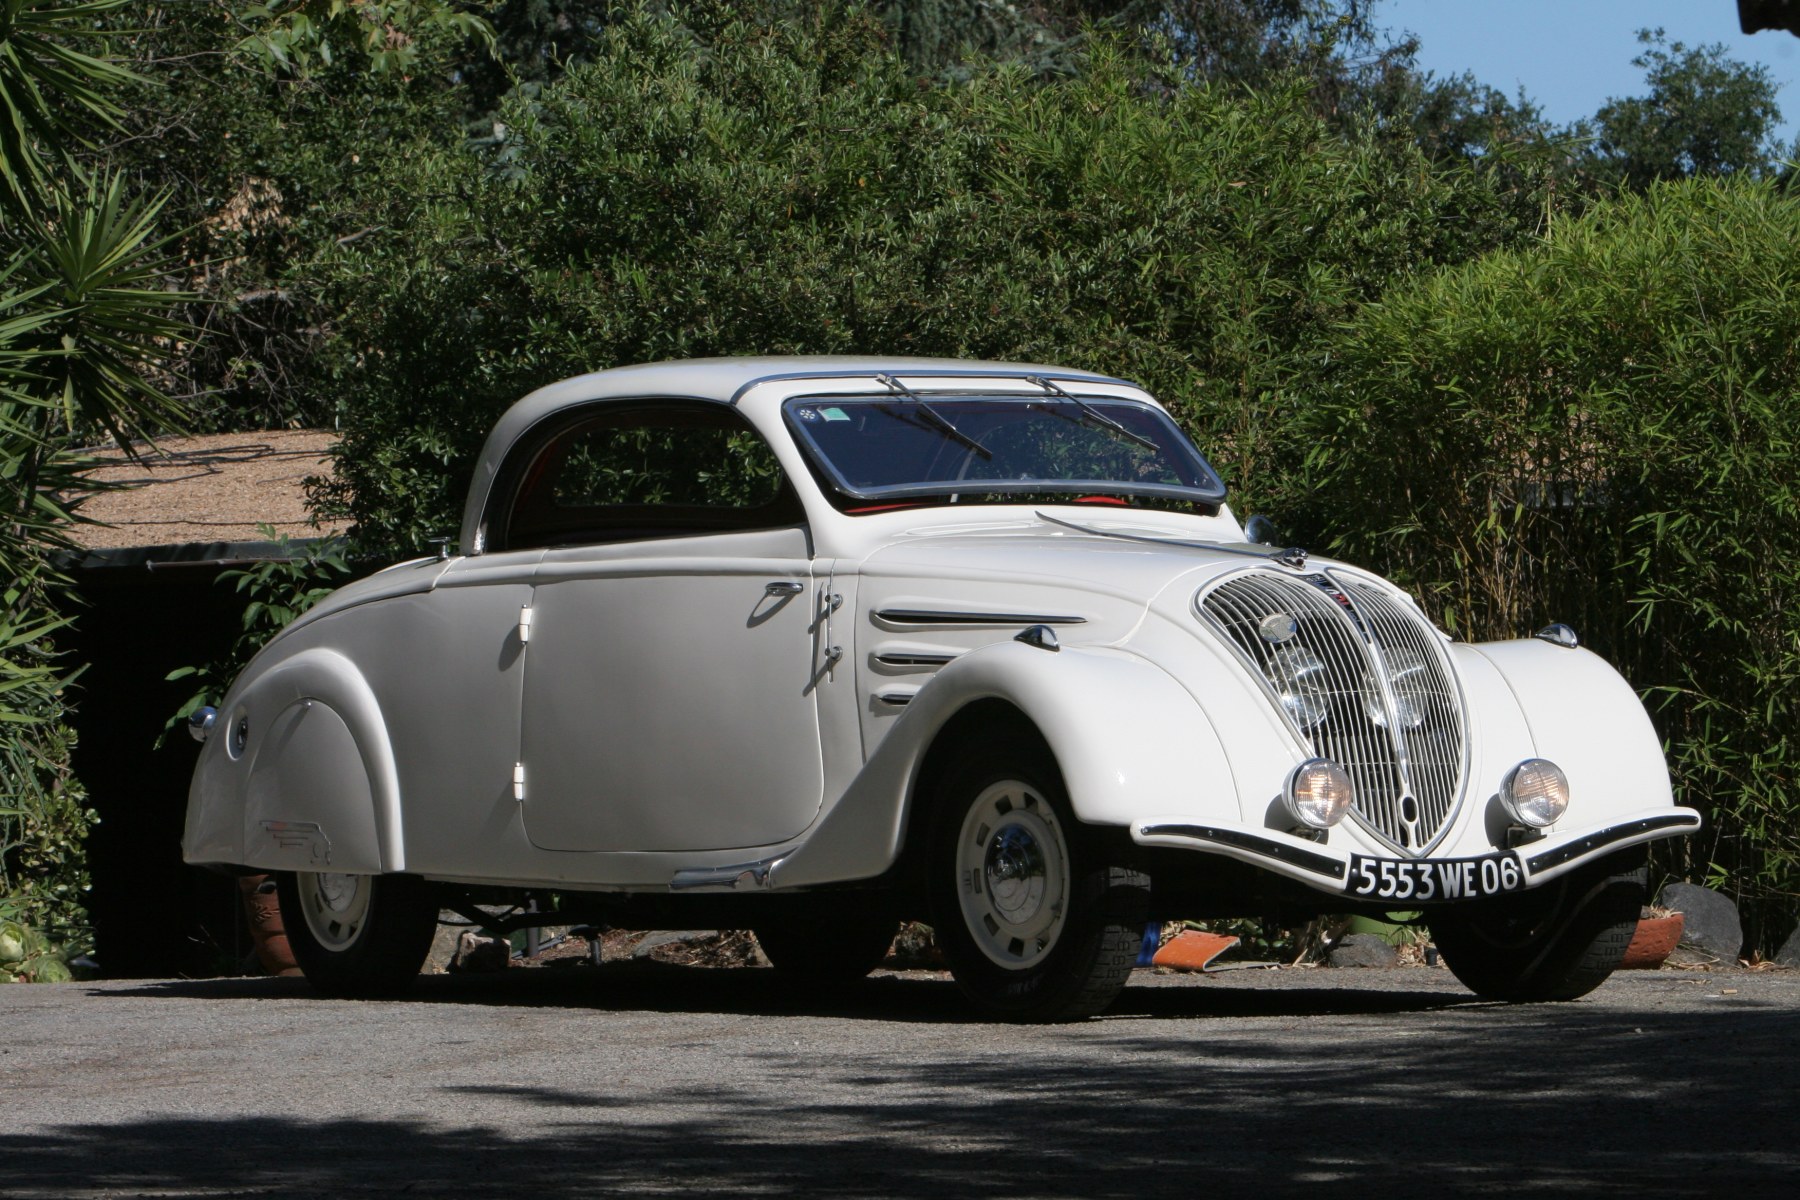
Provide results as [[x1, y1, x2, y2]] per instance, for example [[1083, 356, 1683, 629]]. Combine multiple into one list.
[[1360, 646, 1431, 731], [1285, 758, 1354, 829], [1501, 758, 1569, 827], [1266, 644, 1330, 730]]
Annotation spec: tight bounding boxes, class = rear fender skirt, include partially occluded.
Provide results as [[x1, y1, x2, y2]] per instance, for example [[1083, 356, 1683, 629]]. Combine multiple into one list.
[[183, 647, 405, 874]]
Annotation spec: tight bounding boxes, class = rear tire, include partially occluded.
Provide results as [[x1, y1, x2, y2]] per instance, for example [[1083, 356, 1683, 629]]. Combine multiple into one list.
[[753, 907, 901, 983], [1431, 853, 1646, 1002], [927, 735, 1148, 1022], [276, 871, 439, 998]]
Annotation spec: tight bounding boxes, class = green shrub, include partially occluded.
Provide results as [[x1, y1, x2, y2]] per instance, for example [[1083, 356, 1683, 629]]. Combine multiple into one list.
[[167, 528, 355, 733], [1303, 178, 1800, 953], [309, 4, 1550, 556]]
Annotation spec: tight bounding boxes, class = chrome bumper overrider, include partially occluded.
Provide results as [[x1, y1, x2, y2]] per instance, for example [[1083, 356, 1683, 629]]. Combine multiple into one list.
[[1135, 807, 1702, 897]]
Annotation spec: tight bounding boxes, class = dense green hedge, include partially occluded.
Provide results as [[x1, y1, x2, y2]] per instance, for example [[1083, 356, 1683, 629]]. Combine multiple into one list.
[[1301, 179, 1800, 949], [310, 6, 1546, 552]]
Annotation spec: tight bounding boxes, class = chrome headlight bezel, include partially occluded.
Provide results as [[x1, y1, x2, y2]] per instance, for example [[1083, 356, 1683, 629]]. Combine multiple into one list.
[[1284, 758, 1354, 830], [1500, 758, 1569, 828]]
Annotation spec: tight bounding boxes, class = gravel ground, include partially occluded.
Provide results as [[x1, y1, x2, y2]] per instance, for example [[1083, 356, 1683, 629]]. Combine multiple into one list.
[[3, 963, 1796, 1197]]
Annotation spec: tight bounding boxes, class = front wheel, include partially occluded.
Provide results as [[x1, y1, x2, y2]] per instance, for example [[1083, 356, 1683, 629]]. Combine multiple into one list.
[[1430, 852, 1646, 1002], [276, 871, 440, 998], [927, 737, 1148, 1022]]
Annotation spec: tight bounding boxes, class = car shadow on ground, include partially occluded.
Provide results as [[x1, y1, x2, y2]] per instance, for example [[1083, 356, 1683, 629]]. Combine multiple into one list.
[[89, 962, 1486, 1022]]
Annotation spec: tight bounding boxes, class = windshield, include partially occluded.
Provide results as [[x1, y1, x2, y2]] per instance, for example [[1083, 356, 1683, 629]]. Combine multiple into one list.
[[783, 391, 1227, 507]]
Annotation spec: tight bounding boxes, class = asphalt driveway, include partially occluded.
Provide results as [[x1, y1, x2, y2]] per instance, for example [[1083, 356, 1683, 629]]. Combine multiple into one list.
[[4, 964, 1795, 1197]]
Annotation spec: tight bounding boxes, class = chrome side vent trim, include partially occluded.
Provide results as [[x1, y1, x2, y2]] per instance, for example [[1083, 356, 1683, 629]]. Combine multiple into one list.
[[1198, 570, 1468, 855], [874, 608, 1087, 627], [873, 649, 959, 667]]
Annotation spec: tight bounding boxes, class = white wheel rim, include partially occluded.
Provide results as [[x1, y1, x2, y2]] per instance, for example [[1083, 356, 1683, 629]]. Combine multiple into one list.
[[955, 779, 1071, 970], [297, 872, 372, 952]]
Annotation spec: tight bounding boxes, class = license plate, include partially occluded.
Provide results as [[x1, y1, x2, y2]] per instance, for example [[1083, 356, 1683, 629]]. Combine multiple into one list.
[[1346, 852, 1524, 902]]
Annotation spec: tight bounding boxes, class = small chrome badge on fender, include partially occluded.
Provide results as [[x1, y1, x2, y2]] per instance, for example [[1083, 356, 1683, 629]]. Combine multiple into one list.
[[261, 820, 332, 865]]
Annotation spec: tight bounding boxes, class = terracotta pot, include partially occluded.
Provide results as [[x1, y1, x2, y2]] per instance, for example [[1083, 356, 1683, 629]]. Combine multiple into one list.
[[1620, 912, 1684, 970], [237, 874, 303, 976], [1151, 930, 1241, 973]]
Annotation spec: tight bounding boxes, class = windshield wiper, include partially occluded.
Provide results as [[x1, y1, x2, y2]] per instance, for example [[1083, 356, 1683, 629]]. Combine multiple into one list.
[[876, 374, 992, 459], [1036, 511, 1308, 570], [1026, 376, 1158, 452]]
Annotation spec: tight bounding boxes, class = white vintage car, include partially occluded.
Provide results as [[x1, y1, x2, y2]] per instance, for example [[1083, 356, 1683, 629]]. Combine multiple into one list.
[[184, 357, 1700, 1020]]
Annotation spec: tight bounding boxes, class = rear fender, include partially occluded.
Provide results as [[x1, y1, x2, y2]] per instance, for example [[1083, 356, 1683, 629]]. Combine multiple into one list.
[[770, 640, 1230, 887], [183, 648, 403, 874]]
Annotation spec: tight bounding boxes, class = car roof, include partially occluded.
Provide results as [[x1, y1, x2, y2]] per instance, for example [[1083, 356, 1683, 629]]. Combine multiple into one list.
[[459, 356, 1137, 553]]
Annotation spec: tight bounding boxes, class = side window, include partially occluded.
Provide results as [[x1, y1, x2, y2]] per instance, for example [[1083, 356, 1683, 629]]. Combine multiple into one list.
[[497, 402, 802, 549]]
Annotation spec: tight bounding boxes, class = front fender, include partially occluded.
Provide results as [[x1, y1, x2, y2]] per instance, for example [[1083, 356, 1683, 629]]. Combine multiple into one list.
[[1470, 639, 1674, 824], [183, 647, 405, 874], [770, 639, 1231, 888]]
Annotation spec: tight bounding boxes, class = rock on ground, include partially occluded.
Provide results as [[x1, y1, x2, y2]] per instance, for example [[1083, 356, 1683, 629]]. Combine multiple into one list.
[[1325, 933, 1398, 968], [1775, 924, 1800, 969], [1658, 882, 1744, 963]]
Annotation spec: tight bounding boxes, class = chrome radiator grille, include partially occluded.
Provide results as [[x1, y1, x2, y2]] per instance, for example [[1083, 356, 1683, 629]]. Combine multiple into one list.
[[1199, 570, 1467, 853]]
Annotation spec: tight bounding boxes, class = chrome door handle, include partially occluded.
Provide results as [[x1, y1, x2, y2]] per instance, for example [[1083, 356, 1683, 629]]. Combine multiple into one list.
[[764, 581, 804, 597]]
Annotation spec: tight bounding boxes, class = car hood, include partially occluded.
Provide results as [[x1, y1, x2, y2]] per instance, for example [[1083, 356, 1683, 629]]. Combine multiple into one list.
[[853, 515, 1317, 625]]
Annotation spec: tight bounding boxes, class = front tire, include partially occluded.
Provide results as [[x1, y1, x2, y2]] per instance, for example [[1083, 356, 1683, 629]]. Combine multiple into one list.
[[1431, 852, 1646, 1002], [927, 737, 1148, 1022], [276, 871, 439, 998]]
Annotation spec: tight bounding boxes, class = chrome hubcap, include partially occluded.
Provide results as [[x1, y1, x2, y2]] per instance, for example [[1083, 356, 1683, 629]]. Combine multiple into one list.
[[298, 871, 372, 952], [955, 780, 1070, 970]]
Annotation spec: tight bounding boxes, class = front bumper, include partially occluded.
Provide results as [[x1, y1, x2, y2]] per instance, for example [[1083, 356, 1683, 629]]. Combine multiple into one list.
[[1134, 806, 1702, 900]]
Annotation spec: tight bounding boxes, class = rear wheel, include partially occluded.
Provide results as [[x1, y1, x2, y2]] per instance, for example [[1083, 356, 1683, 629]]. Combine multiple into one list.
[[1431, 853, 1646, 1002], [927, 736, 1148, 1022], [753, 907, 900, 983], [277, 870, 439, 998]]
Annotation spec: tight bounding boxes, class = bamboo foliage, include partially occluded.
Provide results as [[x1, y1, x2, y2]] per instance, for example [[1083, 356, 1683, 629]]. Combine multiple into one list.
[[1303, 181, 1800, 947]]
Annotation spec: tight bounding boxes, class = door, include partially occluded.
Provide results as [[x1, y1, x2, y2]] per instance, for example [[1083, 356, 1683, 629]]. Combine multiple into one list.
[[519, 530, 824, 852], [486, 397, 825, 853]]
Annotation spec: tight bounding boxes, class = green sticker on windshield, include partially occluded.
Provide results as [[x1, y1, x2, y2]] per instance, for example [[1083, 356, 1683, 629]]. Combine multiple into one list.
[[820, 407, 850, 421]]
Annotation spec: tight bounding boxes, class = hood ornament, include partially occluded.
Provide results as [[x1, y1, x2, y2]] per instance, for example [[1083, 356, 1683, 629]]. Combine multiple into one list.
[[1258, 613, 1298, 644]]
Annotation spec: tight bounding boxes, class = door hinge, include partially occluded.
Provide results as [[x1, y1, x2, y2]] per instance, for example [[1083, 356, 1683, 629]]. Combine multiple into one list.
[[518, 604, 534, 644], [818, 585, 843, 679], [513, 762, 526, 802]]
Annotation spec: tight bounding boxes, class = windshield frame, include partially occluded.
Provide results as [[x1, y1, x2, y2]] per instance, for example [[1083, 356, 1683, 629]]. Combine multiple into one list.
[[781, 387, 1229, 507]]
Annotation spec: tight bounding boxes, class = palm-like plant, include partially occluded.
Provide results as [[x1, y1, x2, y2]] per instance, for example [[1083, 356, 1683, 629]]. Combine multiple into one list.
[[0, 0, 136, 216], [1, 0, 190, 956]]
